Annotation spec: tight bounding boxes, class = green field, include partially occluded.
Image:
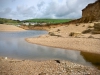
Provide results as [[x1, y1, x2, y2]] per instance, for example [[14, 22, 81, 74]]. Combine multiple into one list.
[[23, 19, 72, 24], [0, 18, 72, 25], [0, 18, 20, 24]]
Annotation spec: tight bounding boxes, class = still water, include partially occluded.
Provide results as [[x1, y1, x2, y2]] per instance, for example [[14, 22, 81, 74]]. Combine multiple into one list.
[[0, 30, 100, 69]]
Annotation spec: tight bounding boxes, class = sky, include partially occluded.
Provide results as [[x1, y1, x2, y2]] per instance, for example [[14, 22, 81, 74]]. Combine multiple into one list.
[[0, 0, 96, 20]]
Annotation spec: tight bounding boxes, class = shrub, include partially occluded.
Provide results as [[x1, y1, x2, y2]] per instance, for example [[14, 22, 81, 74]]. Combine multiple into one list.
[[0, 21, 4, 24], [69, 32, 74, 36], [94, 23, 100, 30], [82, 29, 92, 34], [88, 25, 94, 28], [57, 29, 60, 32], [92, 31, 100, 34]]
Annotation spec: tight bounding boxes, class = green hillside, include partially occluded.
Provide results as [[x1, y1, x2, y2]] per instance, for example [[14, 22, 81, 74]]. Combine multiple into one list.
[[0, 18, 20, 24], [23, 19, 72, 24]]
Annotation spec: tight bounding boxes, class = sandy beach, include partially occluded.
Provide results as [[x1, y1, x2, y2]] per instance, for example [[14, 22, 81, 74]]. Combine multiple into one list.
[[26, 37, 100, 54], [0, 57, 100, 75], [0, 24, 100, 75], [26, 23, 100, 54], [0, 24, 25, 31]]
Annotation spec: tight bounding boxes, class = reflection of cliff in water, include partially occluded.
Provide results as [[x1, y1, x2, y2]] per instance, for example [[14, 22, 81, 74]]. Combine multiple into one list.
[[81, 52, 100, 70]]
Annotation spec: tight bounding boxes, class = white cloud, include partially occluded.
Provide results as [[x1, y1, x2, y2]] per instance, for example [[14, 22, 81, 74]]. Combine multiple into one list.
[[0, 0, 96, 20], [0, 8, 12, 18], [39, 0, 96, 19]]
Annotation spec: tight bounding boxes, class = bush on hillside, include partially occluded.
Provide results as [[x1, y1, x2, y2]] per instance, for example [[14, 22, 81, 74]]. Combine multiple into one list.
[[0, 21, 4, 24]]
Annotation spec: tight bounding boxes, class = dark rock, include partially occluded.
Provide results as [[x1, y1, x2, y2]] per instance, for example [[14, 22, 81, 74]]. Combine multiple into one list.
[[57, 29, 60, 32], [82, 25, 85, 27], [38, 72, 46, 75], [55, 60, 60, 63]]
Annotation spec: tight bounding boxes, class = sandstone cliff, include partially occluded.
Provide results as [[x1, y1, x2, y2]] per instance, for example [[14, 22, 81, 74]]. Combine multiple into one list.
[[79, 0, 100, 23], [68, 0, 100, 23]]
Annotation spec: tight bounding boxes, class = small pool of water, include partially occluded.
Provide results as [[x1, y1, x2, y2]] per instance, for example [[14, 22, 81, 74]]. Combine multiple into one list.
[[0, 30, 100, 69]]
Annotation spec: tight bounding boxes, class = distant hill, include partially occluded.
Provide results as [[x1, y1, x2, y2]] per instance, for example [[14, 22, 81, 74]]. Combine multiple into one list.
[[22, 19, 72, 24], [0, 18, 20, 24]]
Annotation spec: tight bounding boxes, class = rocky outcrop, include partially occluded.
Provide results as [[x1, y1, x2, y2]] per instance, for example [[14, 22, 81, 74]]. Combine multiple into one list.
[[69, 32, 81, 37], [92, 23, 100, 34]]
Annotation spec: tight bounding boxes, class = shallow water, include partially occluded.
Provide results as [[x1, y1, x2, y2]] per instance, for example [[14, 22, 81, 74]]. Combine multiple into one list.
[[81, 52, 100, 70], [0, 30, 100, 69]]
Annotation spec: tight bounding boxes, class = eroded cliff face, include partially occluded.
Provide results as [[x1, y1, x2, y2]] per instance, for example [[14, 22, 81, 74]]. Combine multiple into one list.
[[68, 0, 100, 23], [79, 0, 100, 23]]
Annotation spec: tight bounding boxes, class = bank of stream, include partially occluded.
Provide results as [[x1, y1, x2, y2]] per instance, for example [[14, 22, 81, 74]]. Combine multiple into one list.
[[0, 30, 100, 70]]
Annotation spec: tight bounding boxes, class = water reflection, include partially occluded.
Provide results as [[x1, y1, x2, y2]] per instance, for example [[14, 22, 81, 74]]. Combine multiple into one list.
[[81, 52, 100, 69], [0, 31, 97, 67]]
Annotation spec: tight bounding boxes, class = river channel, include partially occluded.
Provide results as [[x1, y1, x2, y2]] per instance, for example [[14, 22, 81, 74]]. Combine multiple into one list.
[[0, 30, 100, 69]]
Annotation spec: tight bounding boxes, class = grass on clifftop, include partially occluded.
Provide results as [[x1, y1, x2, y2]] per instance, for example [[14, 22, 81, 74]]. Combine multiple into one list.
[[22, 19, 72, 24]]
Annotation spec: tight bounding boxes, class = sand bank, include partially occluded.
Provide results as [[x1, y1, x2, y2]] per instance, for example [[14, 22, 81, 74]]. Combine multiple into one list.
[[0, 24, 25, 31], [26, 37, 100, 54], [26, 23, 100, 54]]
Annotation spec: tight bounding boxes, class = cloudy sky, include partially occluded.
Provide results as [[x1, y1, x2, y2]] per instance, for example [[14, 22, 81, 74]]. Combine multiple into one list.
[[0, 0, 96, 20]]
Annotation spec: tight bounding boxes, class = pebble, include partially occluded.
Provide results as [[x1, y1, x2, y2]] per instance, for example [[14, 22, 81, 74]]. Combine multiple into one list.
[[4, 57, 7, 60]]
